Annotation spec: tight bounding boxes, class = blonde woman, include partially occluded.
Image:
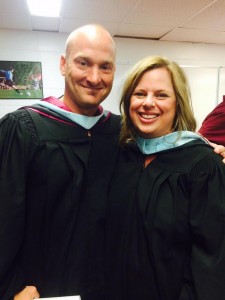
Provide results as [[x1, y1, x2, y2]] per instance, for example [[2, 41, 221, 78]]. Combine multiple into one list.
[[105, 56, 225, 300]]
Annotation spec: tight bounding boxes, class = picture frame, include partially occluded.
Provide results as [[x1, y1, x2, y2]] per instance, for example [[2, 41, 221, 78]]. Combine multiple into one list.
[[0, 61, 43, 99]]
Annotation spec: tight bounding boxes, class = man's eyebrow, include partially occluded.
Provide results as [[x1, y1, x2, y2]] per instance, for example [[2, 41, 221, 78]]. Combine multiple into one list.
[[100, 59, 115, 65], [74, 56, 114, 65], [74, 55, 88, 60]]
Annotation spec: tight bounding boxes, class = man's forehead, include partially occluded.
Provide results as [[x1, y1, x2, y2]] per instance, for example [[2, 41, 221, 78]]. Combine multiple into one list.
[[67, 28, 115, 57], [69, 43, 115, 60], [72, 52, 115, 64]]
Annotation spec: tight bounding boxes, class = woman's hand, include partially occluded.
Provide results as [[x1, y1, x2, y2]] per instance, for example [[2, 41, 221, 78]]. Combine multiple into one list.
[[210, 142, 225, 163]]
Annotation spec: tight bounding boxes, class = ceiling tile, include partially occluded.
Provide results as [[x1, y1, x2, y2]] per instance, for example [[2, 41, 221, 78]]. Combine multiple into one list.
[[0, 13, 32, 30], [123, 0, 216, 26], [60, 0, 139, 22], [0, 0, 225, 45], [182, 0, 225, 31], [161, 28, 225, 44], [31, 16, 60, 32], [115, 23, 172, 39], [1, 0, 29, 14], [59, 18, 119, 36]]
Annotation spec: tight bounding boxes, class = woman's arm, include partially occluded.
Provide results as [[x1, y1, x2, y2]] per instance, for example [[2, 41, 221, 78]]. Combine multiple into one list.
[[189, 153, 225, 299]]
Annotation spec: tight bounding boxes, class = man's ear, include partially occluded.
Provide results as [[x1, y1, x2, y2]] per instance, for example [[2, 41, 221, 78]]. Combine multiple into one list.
[[60, 54, 66, 76]]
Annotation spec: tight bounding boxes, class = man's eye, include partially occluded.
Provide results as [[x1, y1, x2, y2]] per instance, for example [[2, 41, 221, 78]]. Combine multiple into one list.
[[101, 65, 112, 72], [74, 60, 88, 68], [79, 61, 88, 66]]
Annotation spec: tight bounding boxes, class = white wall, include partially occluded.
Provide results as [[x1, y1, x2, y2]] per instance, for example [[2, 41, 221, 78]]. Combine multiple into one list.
[[1, 29, 225, 129]]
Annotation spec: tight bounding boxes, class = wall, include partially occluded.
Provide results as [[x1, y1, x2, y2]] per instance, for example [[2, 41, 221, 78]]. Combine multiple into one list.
[[1, 29, 225, 129]]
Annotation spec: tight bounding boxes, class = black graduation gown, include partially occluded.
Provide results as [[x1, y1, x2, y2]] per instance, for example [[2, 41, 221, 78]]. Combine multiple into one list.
[[0, 104, 121, 300], [105, 141, 225, 300]]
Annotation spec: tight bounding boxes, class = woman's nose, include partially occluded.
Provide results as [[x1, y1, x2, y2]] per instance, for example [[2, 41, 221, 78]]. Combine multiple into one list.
[[143, 95, 155, 107]]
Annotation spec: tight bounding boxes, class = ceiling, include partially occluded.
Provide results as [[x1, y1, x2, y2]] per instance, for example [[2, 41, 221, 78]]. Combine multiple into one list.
[[1, 0, 225, 44]]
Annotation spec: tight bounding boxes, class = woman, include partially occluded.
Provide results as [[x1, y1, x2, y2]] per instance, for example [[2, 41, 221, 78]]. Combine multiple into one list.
[[105, 56, 225, 300]]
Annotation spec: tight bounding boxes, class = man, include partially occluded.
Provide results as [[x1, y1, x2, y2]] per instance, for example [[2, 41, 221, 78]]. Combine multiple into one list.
[[0, 67, 21, 94], [1, 24, 225, 300], [0, 24, 120, 300], [198, 95, 225, 146]]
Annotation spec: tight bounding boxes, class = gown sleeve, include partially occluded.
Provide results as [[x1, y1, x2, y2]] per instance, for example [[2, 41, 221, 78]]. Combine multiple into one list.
[[198, 100, 225, 146], [0, 111, 38, 299], [185, 153, 225, 300]]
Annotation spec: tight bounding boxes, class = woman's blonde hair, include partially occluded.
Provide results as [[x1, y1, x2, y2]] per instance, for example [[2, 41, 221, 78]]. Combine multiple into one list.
[[119, 56, 197, 144]]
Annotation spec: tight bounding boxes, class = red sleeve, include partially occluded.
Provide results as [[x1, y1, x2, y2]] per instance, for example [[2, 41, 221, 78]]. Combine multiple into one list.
[[198, 99, 225, 146]]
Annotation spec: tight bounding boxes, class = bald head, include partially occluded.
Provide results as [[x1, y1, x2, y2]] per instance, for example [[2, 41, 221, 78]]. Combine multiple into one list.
[[65, 24, 116, 60], [60, 24, 116, 115]]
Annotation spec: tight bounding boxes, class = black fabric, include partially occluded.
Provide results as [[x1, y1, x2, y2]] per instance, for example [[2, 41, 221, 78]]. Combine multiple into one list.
[[105, 141, 225, 300], [0, 104, 121, 300]]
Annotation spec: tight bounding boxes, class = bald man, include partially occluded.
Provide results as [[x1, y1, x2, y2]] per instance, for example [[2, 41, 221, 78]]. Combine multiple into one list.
[[2, 24, 225, 300], [0, 24, 120, 300]]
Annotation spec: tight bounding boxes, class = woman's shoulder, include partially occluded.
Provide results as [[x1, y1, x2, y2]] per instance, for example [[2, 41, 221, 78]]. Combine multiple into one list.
[[157, 140, 224, 173]]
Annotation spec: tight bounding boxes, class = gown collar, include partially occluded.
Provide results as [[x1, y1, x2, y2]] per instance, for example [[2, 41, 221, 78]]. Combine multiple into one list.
[[38, 97, 105, 129], [136, 131, 208, 155]]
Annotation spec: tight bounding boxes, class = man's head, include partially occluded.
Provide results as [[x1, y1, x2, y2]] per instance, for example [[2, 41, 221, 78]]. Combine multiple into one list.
[[60, 24, 116, 116]]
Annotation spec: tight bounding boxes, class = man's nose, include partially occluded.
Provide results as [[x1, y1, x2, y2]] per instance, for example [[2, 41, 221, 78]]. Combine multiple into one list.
[[86, 67, 101, 85]]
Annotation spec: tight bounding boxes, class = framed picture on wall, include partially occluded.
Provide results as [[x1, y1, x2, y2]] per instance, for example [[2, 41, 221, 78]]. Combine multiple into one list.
[[0, 61, 43, 99]]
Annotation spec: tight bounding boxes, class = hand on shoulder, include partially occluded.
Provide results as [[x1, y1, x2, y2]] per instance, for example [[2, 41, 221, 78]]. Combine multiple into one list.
[[210, 142, 225, 163]]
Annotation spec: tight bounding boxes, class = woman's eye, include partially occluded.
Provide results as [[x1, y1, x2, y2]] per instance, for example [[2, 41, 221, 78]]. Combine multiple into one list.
[[133, 92, 144, 97], [157, 93, 168, 99]]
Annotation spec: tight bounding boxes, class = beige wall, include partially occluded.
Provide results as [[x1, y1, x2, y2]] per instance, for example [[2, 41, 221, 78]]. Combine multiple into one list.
[[1, 29, 225, 128]]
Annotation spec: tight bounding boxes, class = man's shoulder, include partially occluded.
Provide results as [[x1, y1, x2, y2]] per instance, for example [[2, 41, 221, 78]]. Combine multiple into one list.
[[108, 112, 121, 123], [95, 111, 121, 135], [6, 106, 32, 121]]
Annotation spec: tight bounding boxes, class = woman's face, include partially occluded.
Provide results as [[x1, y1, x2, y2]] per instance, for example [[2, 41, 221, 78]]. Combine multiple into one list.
[[129, 67, 177, 139]]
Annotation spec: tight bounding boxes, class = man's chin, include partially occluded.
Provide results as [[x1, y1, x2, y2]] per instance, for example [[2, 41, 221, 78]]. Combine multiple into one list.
[[83, 95, 105, 106]]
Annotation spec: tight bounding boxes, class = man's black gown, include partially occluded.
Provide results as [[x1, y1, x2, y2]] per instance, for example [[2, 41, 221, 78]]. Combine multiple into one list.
[[0, 99, 121, 300]]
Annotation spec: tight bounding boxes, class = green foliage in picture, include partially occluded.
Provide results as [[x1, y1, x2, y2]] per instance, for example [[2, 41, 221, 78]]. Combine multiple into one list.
[[0, 61, 43, 99]]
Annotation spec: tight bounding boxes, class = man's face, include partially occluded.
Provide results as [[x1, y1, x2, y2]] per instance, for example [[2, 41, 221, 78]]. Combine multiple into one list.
[[60, 32, 116, 116]]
